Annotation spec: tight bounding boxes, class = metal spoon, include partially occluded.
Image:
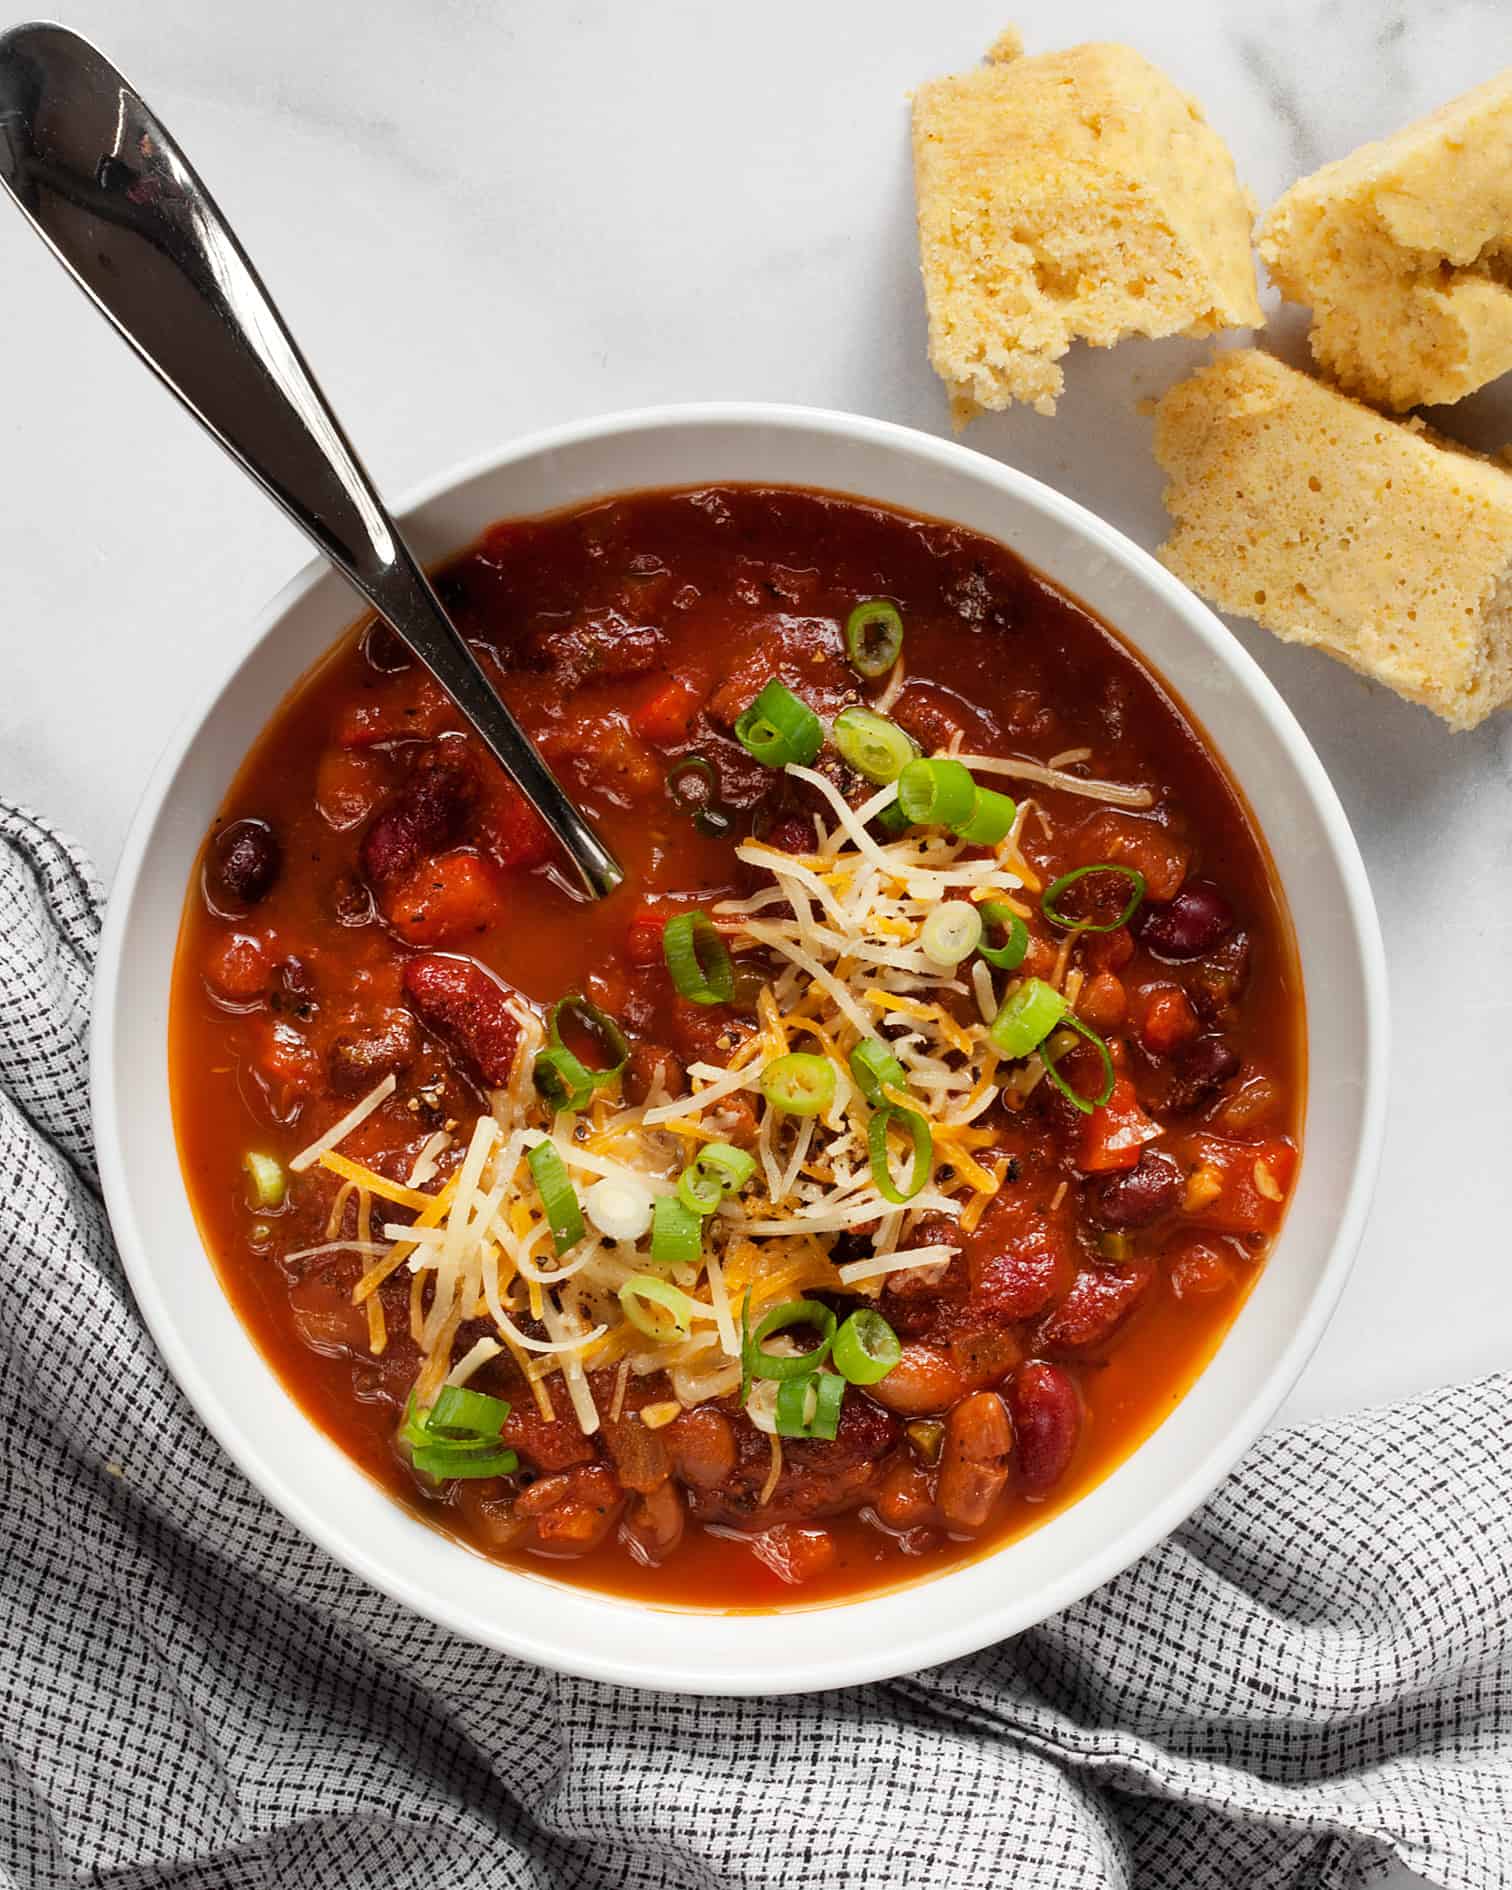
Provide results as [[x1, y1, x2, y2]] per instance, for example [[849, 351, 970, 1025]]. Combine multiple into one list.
[[0, 22, 623, 898]]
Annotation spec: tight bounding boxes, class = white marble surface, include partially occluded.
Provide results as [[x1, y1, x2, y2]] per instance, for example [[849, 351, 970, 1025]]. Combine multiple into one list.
[[1, 0, 1506, 1866]]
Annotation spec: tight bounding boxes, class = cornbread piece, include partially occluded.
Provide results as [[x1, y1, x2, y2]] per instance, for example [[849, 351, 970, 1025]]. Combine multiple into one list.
[[1259, 72, 1512, 410], [912, 31, 1262, 421], [1154, 350, 1512, 729]]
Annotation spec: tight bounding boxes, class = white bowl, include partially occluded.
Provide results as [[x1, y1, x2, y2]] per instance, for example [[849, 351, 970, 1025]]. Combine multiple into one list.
[[92, 404, 1387, 1693]]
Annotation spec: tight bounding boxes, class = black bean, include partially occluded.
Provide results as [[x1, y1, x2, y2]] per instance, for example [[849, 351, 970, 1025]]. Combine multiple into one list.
[[1091, 1150, 1183, 1227], [1166, 1037, 1242, 1115], [205, 819, 281, 913], [1135, 881, 1234, 960]]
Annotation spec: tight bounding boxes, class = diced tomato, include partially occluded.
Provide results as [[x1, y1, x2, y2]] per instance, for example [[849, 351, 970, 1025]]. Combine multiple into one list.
[[334, 675, 453, 748], [1078, 1074, 1163, 1174], [1185, 1135, 1297, 1235], [1135, 983, 1200, 1056], [625, 904, 670, 967], [384, 849, 507, 946], [476, 782, 556, 870], [631, 675, 705, 747], [314, 747, 386, 831]]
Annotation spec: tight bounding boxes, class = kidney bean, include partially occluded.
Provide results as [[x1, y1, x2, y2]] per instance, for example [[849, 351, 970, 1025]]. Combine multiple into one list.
[[665, 1408, 737, 1489], [937, 1391, 1013, 1533], [360, 751, 477, 892], [1166, 1037, 1242, 1115], [1092, 1149, 1183, 1227], [1135, 881, 1234, 960], [326, 1010, 419, 1097], [1008, 1361, 1082, 1495], [1038, 1260, 1153, 1351], [764, 812, 820, 855], [870, 1343, 964, 1416], [622, 1481, 685, 1564], [205, 819, 281, 913], [402, 953, 522, 1086], [965, 1197, 1076, 1319]]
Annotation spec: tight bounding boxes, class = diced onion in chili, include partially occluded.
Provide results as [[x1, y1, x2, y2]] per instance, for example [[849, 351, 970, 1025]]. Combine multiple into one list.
[[585, 1175, 654, 1242], [833, 1309, 901, 1385], [650, 1194, 702, 1266], [988, 977, 1066, 1058], [832, 706, 917, 784], [1041, 863, 1146, 934], [244, 1151, 285, 1209], [848, 1036, 906, 1105], [920, 901, 984, 967], [844, 598, 904, 678], [954, 786, 1017, 846], [662, 909, 735, 1005], [733, 680, 824, 767], [979, 901, 1029, 971], [619, 1273, 696, 1342], [775, 1370, 846, 1440], [897, 756, 976, 828], [1041, 1012, 1117, 1115], [745, 1298, 837, 1382], [526, 1140, 585, 1254], [867, 1105, 933, 1205], [760, 1051, 837, 1117], [677, 1141, 757, 1216]]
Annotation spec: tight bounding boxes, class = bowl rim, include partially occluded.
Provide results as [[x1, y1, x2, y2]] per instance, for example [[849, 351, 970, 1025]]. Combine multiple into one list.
[[90, 399, 1389, 1690]]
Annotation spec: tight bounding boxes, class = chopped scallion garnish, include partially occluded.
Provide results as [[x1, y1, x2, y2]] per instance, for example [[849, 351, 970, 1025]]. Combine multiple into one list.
[[832, 1309, 902, 1385], [848, 1036, 906, 1105], [1041, 1012, 1117, 1115], [744, 1299, 838, 1382], [987, 977, 1066, 1059], [832, 706, 917, 783], [650, 1194, 702, 1267], [244, 1151, 285, 1210], [1041, 863, 1146, 935], [733, 679, 824, 768], [662, 909, 735, 1006], [920, 901, 984, 967], [954, 786, 1017, 846], [844, 598, 904, 678], [978, 902, 1029, 971], [526, 1140, 585, 1254], [867, 1105, 933, 1205], [775, 1370, 846, 1439], [761, 1051, 837, 1117], [897, 756, 976, 828], [619, 1273, 695, 1342], [677, 1141, 757, 1216]]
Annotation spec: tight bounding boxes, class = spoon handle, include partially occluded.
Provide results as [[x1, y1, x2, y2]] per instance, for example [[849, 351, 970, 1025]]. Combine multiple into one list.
[[0, 21, 623, 898]]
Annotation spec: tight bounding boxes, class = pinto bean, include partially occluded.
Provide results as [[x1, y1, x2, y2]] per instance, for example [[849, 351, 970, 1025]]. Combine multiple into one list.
[[937, 1391, 1013, 1533], [360, 751, 477, 892], [1008, 1361, 1082, 1495], [1136, 882, 1234, 960], [1038, 1260, 1153, 1352], [1092, 1150, 1183, 1228], [622, 1480, 685, 1564], [624, 1041, 685, 1108], [326, 1010, 419, 1097], [205, 819, 281, 913], [402, 953, 522, 1086], [870, 1343, 964, 1416], [603, 1416, 671, 1494], [876, 1460, 935, 1531], [750, 1522, 837, 1585], [665, 1407, 737, 1488], [515, 1464, 624, 1553], [964, 1195, 1075, 1320]]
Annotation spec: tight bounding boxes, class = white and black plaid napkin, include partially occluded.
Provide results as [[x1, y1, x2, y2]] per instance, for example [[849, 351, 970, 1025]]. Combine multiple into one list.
[[2, 797, 1508, 1890]]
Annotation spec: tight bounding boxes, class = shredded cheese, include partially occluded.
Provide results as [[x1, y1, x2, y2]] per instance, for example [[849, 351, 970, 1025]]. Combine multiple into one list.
[[289, 1074, 396, 1173]]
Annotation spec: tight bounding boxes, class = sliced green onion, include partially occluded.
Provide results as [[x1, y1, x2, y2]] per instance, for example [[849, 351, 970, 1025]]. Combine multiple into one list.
[[619, 1273, 696, 1342], [920, 901, 984, 967], [666, 755, 733, 839], [867, 1105, 933, 1205], [775, 1370, 846, 1440], [849, 1036, 906, 1105], [584, 1175, 653, 1242], [954, 786, 1017, 846], [534, 1044, 594, 1113], [428, 1386, 510, 1438], [844, 598, 905, 678], [979, 902, 1029, 971], [832, 706, 918, 784], [761, 1051, 837, 1117], [1041, 1012, 1117, 1115], [526, 1140, 585, 1254], [873, 798, 910, 838], [662, 909, 734, 1005], [650, 1194, 702, 1266], [411, 1442, 519, 1479], [833, 1309, 901, 1385], [897, 756, 976, 828], [244, 1151, 285, 1210], [677, 1141, 756, 1217], [988, 977, 1066, 1058], [549, 994, 628, 1079], [733, 680, 824, 768], [745, 1299, 838, 1381], [1041, 863, 1146, 935]]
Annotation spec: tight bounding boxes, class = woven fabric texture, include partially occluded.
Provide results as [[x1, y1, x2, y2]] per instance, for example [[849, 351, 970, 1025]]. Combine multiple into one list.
[[2, 800, 1507, 1890]]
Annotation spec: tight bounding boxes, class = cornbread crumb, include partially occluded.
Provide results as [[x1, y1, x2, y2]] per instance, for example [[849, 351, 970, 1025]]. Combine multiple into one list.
[[1154, 350, 1512, 730], [1259, 71, 1512, 411], [912, 34, 1262, 422]]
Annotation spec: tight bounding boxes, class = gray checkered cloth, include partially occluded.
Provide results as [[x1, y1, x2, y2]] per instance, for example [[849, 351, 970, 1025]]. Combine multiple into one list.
[[2, 797, 1508, 1890]]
